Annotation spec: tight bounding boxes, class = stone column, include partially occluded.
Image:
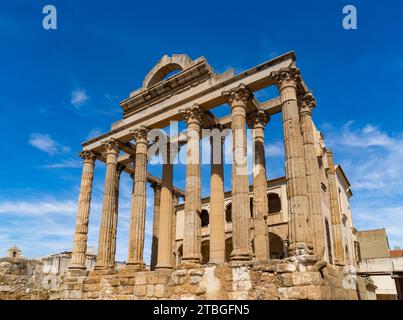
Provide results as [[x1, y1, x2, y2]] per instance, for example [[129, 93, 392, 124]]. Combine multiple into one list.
[[69, 150, 97, 271], [171, 192, 179, 267], [299, 92, 326, 259], [150, 182, 161, 270], [156, 149, 174, 270], [180, 104, 203, 265], [271, 65, 313, 256], [127, 126, 149, 270], [222, 84, 253, 261], [95, 138, 120, 270], [209, 132, 225, 264], [248, 110, 270, 262], [326, 149, 345, 265], [109, 164, 124, 270]]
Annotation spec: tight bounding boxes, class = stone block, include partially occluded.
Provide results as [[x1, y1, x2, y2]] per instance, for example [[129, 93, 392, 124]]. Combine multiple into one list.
[[278, 287, 307, 300], [292, 272, 321, 286], [158, 272, 171, 284], [189, 275, 201, 284], [189, 284, 205, 295], [146, 284, 155, 297], [110, 279, 120, 287], [155, 284, 167, 298], [189, 269, 204, 276], [147, 273, 159, 285], [279, 273, 293, 287], [173, 285, 186, 295], [87, 291, 99, 299], [135, 273, 147, 286], [135, 285, 146, 296]]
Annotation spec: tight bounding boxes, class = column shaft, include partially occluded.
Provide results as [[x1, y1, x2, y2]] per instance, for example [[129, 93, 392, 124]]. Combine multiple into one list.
[[209, 134, 225, 264], [150, 183, 161, 270], [127, 126, 149, 269], [299, 93, 325, 259], [248, 110, 270, 262], [156, 159, 174, 270], [69, 151, 96, 270], [109, 164, 123, 269], [180, 105, 203, 264], [171, 193, 179, 266], [271, 66, 313, 256], [223, 84, 252, 261], [95, 139, 120, 270], [326, 149, 345, 265]]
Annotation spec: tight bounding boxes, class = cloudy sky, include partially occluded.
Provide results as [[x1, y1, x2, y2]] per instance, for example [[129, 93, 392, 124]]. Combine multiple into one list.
[[0, 0, 402, 262]]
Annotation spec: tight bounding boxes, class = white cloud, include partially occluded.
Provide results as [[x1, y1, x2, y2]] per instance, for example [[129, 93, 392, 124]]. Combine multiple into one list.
[[322, 121, 403, 248], [0, 199, 77, 216], [29, 133, 69, 155], [86, 128, 102, 140], [29, 133, 56, 154], [70, 89, 89, 108], [266, 141, 284, 157], [325, 121, 403, 195], [42, 158, 82, 169]]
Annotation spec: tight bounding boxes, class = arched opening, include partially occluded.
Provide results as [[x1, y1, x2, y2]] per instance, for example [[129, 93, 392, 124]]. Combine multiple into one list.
[[250, 198, 254, 217], [201, 240, 210, 264], [225, 204, 232, 223], [200, 209, 209, 227], [268, 193, 281, 214], [225, 237, 233, 262], [269, 232, 284, 259], [12, 251, 17, 258]]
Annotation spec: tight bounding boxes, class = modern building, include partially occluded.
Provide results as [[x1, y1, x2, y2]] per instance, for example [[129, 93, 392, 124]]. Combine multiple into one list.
[[357, 229, 403, 300]]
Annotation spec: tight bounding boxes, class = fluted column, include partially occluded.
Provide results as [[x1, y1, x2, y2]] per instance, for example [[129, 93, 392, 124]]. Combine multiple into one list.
[[299, 92, 325, 259], [209, 132, 225, 264], [69, 150, 97, 271], [95, 139, 120, 270], [150, 182, 161, 270], [180, 104, 203, 264], [271, 65, 313, 256], [127, 126, 149, 270], [326, 149, 345, 265], [156, 148, 174, 270], [171, 192, 179, 267], [109, 164, 123, 270], [222, 84, 253, 261], [248, 110, 270, 262]]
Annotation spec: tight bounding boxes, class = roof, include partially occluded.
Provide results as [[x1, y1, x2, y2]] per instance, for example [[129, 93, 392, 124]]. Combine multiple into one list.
[[390, 250, 403, 257]]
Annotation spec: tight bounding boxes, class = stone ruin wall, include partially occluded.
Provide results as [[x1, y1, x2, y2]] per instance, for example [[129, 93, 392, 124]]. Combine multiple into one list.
[[0, 257, 376, 300]]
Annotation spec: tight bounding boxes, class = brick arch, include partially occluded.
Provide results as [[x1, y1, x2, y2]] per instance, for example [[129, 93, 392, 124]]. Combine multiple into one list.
[[142, 54, 194, 89]]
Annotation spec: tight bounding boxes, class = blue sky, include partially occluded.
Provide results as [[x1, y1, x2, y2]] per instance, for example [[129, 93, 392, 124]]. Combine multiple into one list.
[[0, 0, 402, 262]]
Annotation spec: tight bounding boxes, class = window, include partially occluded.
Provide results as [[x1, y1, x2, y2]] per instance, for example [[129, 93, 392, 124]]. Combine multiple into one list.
[[225, 204, 232, 223], [267, 193, 281, 214], [200, 210, 209, 227]]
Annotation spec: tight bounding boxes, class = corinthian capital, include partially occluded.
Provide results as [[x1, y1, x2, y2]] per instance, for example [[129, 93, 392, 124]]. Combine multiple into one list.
[[103, 138, 120, 154], [222, 83, 253, 107], [179, 104, 204, 126], [298, 91, 317, 115], [247, 109, 270, 129], [130, 125, 150, 143], [270, 63, 301, 89], [79, 150, 98, 163]]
